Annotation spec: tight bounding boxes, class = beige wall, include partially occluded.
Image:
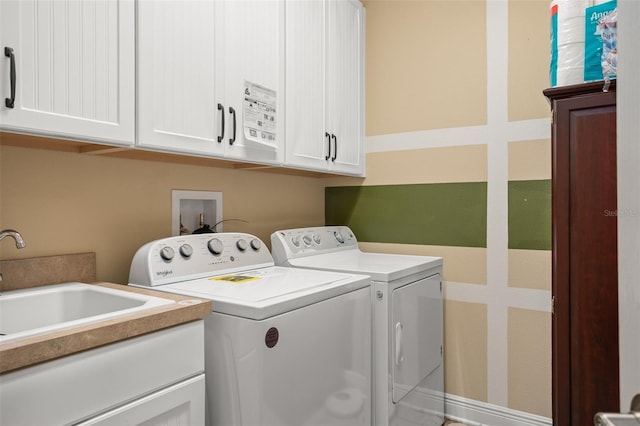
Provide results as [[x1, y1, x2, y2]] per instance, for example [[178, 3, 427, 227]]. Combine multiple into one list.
[[0, 144, 325, 284], [1, 0, 554, 421], [357, 0, 552, 419]]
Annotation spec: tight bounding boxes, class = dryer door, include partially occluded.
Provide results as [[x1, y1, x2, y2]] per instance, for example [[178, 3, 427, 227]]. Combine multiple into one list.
[[391, 274, 442, 403]]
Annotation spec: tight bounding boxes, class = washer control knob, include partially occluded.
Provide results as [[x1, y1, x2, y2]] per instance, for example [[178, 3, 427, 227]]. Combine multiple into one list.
[[312, 234, 322, 245], [250, 239, 261, 251], [334, 231, 345, 244], [160, 246, 175, 261], [179, 244, 193, 258], [291, 236, 301, 247], [302, 235, 313, 246], [207, 238, 224, 255], [236, 239, 248, 251]]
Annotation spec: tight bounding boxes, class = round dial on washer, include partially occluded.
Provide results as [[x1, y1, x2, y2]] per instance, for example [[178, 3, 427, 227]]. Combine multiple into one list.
[[312, 234, 322, 245], [250, 239, 261, 251], [236, 239, 248, 251], [179, 244, 193, 258], [207, 238, 224, 255], [160, 246, 175, 261], [302, 235, 313, 246], [334, 231, 345, 244], [291, 236, 301, 247]]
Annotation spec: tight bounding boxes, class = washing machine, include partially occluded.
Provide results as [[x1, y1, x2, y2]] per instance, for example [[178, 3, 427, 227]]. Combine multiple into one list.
[[129, 232, 371, 426], [271, 226, 444, 426]]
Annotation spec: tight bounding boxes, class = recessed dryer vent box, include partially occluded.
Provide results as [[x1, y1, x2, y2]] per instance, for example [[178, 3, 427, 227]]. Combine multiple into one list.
[[171, 190, 223, 236]]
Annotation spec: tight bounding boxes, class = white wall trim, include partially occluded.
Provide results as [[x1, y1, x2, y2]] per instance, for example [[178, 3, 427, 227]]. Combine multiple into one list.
[[364, 118, 550, 154], [445, 393, 552, 426], [616, 0, 640, 408]]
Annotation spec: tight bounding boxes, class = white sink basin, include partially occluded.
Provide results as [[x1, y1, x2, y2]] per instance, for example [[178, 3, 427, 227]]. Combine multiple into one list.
[[0, 282, 175, 343]]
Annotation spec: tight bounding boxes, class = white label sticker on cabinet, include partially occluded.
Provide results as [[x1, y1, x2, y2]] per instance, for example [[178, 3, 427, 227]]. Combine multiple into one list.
[[243, 80, 277, 149]]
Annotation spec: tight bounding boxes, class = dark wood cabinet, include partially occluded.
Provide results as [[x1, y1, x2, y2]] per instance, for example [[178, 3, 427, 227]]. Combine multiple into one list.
[[544, 81, 619, 426]]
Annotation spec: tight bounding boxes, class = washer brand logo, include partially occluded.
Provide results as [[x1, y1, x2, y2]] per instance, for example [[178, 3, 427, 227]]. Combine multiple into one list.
[[265, 327, 279, 348], [156, 270, 173, 277]]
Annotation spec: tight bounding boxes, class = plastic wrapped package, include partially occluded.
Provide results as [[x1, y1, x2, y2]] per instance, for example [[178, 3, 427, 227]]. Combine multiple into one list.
[[550, 0, 590, 86], [598, 8, 617, 91]]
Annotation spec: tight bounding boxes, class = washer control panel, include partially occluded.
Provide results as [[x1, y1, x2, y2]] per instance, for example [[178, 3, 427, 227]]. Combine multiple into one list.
[[271, 226, 358, 261], [129, 233, 272, 286]]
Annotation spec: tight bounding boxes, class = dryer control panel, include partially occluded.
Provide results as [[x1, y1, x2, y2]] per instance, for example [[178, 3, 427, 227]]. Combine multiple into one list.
[[129, 233, 273, 287], [271, 226, 359, 261]]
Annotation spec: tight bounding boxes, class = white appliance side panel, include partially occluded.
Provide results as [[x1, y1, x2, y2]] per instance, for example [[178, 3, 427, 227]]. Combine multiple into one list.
[[205, 287, 371, 426], [391, 274, 443, 404], [76, 374, 205, 426]]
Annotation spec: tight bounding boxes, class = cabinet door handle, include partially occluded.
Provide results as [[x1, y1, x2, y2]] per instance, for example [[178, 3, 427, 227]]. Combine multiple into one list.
[[229, 106, 236, 145], [331, 134, 337, 162], [217, 104, 225, 143], [4, 47, 16, 109], [325, 132, 331, 160]]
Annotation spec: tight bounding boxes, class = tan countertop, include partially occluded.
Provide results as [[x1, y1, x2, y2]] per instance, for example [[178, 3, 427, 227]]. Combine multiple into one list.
[[0, 282, 212, 374]]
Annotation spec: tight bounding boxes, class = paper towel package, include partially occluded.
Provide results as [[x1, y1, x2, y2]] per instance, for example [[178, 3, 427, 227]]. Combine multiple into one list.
[[550, 0, 618, 87], [550, 0, 590, 86], [584, 0, 617, 82]]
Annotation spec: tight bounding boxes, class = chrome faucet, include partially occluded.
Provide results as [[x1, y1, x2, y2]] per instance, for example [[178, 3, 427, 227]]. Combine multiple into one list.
[[0, 229, 26, 249]]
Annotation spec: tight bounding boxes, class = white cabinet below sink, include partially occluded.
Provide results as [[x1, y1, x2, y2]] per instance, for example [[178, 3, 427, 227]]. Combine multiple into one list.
[[0, 321, 205, 426]]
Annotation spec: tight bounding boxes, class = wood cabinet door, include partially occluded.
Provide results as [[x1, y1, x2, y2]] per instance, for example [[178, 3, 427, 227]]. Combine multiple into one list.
[[0, 0, 134, 145], [550, 87, 619, 426]]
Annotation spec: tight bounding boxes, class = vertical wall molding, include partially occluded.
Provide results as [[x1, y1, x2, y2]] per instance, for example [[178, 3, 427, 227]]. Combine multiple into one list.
[[617, 0, 640, 409]]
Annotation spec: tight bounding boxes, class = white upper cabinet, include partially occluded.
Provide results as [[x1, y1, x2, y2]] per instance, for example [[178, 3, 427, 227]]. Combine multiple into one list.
[[285, 0, 364, 176], [136, 0, 223, 157], [137, 0, 284, 165], [0, 0, 135, 145]]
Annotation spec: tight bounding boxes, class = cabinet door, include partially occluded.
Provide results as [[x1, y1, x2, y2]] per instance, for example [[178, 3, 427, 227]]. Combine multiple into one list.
[[0, 0, 134, 145], [549, 87, 619, 426], [391, 274, 443, 403], [76, 375, 205, 426], [137, 0, 224, 157], [222, 0, 284, 165], [285, 0, 364, 175], [284, 0, 327, 171], [326, 0, 364, 175]]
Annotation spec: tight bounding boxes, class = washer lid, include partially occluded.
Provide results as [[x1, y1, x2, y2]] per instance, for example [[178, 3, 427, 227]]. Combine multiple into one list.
[[159, 266, 370, 320], [286, 250, 442, 282]]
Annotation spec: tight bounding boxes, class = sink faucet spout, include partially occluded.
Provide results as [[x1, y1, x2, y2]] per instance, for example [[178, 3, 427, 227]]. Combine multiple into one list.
[[0, 229, 26, 249]]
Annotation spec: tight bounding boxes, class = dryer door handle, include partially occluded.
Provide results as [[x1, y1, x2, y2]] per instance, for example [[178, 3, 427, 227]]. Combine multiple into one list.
[[395, 322, 404, 366]]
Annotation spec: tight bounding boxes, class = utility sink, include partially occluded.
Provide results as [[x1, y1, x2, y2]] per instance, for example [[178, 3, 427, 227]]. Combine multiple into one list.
[[0, 282, 175, 343]]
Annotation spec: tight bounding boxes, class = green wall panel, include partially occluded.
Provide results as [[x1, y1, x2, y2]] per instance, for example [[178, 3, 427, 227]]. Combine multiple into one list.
[[325, 183, 488, 247], [508, 180, 551, 250]]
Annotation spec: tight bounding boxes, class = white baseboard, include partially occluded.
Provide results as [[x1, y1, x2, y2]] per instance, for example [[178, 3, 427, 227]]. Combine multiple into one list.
[[444, 394, 552, 426]]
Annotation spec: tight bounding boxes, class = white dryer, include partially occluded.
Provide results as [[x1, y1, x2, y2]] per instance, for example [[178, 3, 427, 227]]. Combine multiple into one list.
[[271, 226, 444, 426], [129, 233, 371, 426]]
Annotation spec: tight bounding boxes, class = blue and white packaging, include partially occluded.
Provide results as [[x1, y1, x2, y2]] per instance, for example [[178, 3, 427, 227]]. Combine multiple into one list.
[[584, 0, 617, 82]]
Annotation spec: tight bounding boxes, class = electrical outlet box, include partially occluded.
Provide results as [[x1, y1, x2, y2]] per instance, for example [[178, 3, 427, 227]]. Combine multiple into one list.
[[171, 190, 223, 236]]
